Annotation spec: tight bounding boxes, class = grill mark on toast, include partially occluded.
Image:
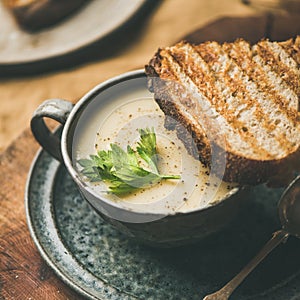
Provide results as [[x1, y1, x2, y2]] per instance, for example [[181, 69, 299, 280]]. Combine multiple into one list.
[[254, 41, 300, 97], [161, 48, 238, 153], [225, 40, 298, 119], [196, 41, 292, 158], [222, 40, 299, 153], [278, 37, 300, 112], [153, 49, 212, 161], [150, 49, 198, 127], [268, 41, 300, 72], [168, 42, 272, 158], [222, 41, 300, 153], [158, 48, 212, 133], [279, 37, 300, 80], [263, 40, 300, 100], [252, 55, 298, 111], [146, 37, 300, 184], [164, 47, 260, 156]]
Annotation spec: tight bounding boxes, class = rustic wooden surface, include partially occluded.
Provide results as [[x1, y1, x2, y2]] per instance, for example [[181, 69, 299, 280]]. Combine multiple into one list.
[[0, 129, 82, 299], [0, 0, 299, 299]]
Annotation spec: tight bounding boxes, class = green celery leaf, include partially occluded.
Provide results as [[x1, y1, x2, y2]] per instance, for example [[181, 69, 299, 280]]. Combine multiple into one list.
[[78, 158, 96, 168], [136, 127, 158, 173], [77, 127, 180, 195], [113, 165, 161, 188]]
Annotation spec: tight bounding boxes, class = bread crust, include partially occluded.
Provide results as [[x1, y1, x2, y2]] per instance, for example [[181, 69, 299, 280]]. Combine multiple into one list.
[[145, 37, 300, 186]]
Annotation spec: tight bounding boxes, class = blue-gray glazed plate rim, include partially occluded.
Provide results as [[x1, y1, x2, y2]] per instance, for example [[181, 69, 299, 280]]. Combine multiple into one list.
[[25, 144, 300, 300], [25, 148, 101, 300]]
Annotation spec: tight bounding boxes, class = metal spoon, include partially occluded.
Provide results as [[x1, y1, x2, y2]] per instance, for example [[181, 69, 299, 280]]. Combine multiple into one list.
[[203, 175, 300, 300]]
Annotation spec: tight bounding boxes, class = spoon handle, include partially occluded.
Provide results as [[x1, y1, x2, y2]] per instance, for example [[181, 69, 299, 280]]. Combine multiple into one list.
[[203, 229, 289, 300]]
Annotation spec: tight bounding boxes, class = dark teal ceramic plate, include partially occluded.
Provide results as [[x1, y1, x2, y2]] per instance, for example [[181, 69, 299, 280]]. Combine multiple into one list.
[[25, 148, 300, 300]]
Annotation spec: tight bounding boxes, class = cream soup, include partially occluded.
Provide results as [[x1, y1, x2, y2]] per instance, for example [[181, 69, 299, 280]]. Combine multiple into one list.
[[72, 80, 236, 214]]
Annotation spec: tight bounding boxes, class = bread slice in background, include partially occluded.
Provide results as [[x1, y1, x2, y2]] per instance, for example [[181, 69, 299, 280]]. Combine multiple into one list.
[[145, 36, 300, 185], [3, 0, 90, 31]]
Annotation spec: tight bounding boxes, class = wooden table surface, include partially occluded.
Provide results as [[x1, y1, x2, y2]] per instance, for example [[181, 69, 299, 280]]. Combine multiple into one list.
[[0, 0, 299, 299], [0, 129, 81, 299]]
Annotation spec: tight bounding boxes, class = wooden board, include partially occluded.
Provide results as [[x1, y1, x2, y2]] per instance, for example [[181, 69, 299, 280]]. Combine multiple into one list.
[[0, 14, 299, 299], [183, 14, 300, 44], [0, 129, 82, 299]]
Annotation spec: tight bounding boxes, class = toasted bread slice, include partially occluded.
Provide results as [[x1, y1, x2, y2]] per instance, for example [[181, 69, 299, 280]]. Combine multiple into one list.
[[3, 0, 89, 31], [145, 36, 300, 185]]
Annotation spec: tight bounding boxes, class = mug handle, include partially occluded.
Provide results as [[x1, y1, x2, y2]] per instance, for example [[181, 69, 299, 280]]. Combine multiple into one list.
[[30, 99, 74, 162]]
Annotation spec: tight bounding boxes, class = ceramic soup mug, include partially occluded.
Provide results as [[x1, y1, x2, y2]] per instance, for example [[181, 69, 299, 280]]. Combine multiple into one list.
[[31, 69, 243, 247]]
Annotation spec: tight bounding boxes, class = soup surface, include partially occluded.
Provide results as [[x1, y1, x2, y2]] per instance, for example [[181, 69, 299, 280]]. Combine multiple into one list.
[[72, 77, 237, 214]]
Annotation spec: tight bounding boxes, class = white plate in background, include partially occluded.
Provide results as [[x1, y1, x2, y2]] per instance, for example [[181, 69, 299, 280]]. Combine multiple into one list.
[[0, 0, 147, 65]]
